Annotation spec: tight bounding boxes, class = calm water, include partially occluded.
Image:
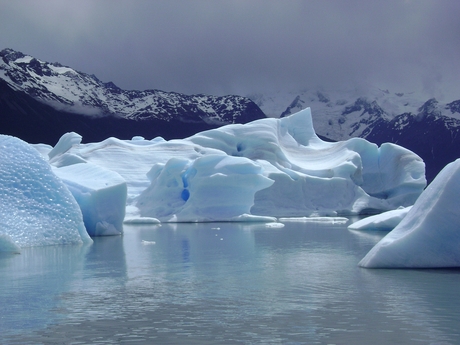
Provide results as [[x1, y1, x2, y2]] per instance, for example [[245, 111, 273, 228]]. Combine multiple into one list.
[[1, 220, 460, 344]]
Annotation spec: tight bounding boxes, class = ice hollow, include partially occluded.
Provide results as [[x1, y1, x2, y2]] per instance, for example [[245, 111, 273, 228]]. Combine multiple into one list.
[[0, 135, 91, 251]]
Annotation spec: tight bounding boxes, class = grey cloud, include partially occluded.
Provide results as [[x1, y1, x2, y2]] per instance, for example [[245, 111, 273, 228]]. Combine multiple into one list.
[[1, 0, 459, 100]]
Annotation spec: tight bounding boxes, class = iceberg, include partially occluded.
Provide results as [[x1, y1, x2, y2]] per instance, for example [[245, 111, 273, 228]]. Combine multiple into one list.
[[0, 107, 427, 249], [53, 163, 127, 236], [50, 108, 426, 222], [359, 159, 460, 268], [0, 135, 91, 252], [184, 108, 426, 218], [348, 206, 412, 231], [49, 136, 225, 209]]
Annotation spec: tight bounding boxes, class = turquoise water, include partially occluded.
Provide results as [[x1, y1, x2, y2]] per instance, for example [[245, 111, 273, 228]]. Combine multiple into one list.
[[1, 220, 460, 344]]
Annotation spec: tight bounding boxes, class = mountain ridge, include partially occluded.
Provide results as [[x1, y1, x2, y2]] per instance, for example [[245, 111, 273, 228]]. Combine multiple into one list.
[[0, 48, 265, 143], [2, 48, 460, 183]]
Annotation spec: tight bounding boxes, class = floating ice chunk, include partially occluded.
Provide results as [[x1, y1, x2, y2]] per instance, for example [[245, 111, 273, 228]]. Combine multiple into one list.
[[0, 135, 91, 247], [137, 155, 274, 222], [279, 217, 349, 225], [348, 206, 412, 231], [141, 240, 156, 245], [53, 163, 127, 236], [123, 217, 161, 224], [230, 214, 277, 222], [359, 159, 460, 268], [265, 222, 285, 228]]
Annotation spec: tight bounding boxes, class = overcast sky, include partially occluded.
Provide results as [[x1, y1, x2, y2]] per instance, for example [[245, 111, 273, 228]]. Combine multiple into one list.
[[1, 0, 459, 100]]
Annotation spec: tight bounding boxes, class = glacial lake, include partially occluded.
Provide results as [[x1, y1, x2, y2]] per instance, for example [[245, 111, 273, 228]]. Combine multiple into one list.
[[1, 220, 460, 345]]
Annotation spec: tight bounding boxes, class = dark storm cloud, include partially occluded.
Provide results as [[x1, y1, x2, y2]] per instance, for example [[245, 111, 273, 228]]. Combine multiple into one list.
[[1, 0, 459, 100]]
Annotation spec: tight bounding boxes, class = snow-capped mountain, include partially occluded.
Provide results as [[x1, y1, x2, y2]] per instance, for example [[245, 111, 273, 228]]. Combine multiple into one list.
[[0, 48, 265, 144], [248, 87, 460, 182]]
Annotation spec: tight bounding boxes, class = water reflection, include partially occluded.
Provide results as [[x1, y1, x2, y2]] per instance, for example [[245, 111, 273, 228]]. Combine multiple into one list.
[[2, 221, 460, 344], [0, 244, 91, 336]]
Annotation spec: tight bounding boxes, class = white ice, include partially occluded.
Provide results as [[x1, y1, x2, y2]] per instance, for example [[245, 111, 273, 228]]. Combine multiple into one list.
[[48, 131, 82, 161], [0, 106, 429, 249], [0, 135, 91, 252], [359, 159, 460, 268], [137, 154, 275, 222], [279, 217, 350, 225], [184, 108, 425, 218], [53, 163, 127, 236], [50, 107, 425, 222], [348, 206, 412, 231]]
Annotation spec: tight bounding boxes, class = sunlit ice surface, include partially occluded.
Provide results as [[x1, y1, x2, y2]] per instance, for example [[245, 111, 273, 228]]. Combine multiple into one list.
[[2, 220, 460, 344]]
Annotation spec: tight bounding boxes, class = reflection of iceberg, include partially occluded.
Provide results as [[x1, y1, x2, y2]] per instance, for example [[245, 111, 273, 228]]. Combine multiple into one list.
[[0, 245, 90, 336], [0, 135, 91, 252], [360, 159, 460, 268], [348, 228, 387, 244]]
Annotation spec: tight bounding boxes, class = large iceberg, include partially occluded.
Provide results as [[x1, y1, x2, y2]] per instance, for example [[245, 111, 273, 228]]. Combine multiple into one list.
[[180, 108, 425, 219], [0, 107, 428, 250], [0, 135, 91, 252], [49, 108, 426, 222], [359, 159, 460, 268]]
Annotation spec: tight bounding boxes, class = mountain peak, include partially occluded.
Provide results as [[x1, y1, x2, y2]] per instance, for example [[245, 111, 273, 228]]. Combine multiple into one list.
[[0, 48, 266, 143], [0, 48, 27, 62], [417, 98, 441, 120]]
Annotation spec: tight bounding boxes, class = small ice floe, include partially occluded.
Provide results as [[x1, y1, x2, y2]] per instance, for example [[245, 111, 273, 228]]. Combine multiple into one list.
[[265, 222, 285, 228], [348, 206, 411, 231], [124, 217, 161, 224], [141, 240, 156, 245], [278, 217, 349, 225]]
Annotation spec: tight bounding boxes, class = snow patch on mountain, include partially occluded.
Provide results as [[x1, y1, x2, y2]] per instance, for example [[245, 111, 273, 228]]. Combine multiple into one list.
[[248, 86, 460, 141], [0, 48, 263, 124]]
